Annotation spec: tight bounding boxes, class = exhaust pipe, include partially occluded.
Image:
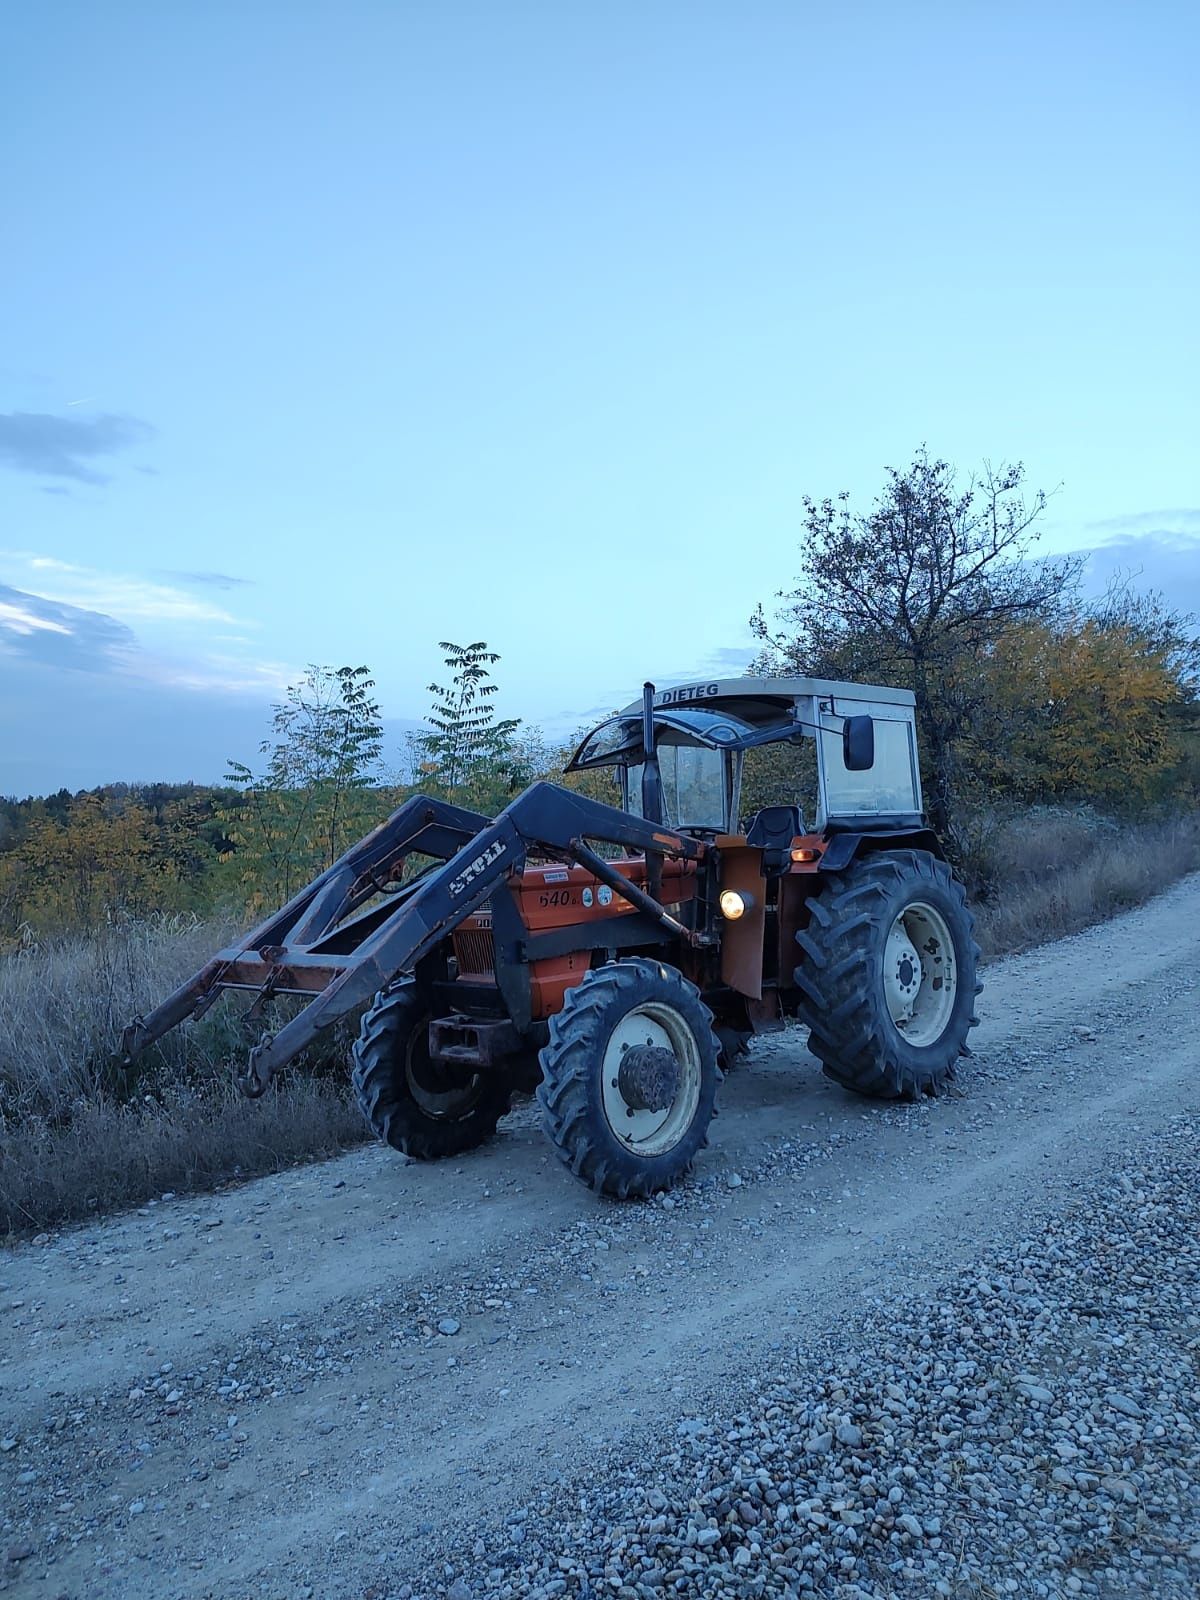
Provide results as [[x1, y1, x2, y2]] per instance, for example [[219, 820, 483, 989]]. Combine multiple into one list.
[[641, 680, 663, 900]]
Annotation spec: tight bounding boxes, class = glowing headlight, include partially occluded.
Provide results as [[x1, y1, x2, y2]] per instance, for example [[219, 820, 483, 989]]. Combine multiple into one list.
[[719, 889, 749, 920]]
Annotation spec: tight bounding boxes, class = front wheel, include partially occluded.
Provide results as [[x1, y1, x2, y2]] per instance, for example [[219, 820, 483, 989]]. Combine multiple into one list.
[[352, 983, 512, 1159], [536, 959, 721, 1198], [794, 849, 980, 1099]]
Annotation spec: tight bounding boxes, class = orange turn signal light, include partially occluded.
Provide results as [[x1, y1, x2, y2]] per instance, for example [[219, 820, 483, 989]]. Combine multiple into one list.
[[790, 847, 819, 863]]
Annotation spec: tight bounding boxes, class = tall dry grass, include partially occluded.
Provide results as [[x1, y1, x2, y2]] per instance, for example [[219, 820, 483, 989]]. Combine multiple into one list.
[[1, 914, 237, 1124], [0, 915, 366, 1234], [969, 810, 1200, 959], [2, 813, 1196, 1235]]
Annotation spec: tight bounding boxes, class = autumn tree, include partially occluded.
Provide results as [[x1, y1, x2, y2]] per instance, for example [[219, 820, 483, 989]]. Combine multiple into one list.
[[753, 448, 1080, 847], [7, 795, 161, 930], [969, 589, 1200, 810], [224, 665, 387, 908]]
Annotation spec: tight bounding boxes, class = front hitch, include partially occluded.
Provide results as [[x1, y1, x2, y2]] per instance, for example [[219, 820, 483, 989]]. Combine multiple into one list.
[[119, 1016, 148, 1067], [239, 1034, 276, 1099]]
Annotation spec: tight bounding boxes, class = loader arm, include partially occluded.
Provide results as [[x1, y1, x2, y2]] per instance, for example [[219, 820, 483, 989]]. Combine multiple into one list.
[[123, 783, 707, 1097]]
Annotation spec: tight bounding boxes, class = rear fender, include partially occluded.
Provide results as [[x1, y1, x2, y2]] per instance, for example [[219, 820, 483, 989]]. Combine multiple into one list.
[[819, 827, 945, 872]]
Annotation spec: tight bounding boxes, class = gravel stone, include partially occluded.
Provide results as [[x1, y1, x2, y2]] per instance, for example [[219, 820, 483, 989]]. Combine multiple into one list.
[[434, 1114, 1200, 1600]]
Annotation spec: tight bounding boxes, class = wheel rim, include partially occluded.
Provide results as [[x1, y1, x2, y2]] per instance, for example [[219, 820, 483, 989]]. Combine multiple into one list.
[[600, 1001, 702, 1157], [883, 900, 958, 1047], [404, 1019, 484, 1122]]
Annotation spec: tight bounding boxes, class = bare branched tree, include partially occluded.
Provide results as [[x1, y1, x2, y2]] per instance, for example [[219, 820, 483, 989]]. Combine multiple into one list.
[[753, 449, 1081, 845]]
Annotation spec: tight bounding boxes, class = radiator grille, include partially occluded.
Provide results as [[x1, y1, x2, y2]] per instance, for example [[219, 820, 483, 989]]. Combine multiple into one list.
[[454, 928, 496, 976]]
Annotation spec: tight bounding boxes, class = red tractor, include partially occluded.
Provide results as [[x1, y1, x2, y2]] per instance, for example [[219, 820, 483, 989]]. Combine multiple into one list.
[[124, 677, 979, 1198]]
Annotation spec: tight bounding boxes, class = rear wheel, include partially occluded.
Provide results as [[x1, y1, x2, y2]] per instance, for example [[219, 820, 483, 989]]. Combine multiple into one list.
[[352, 983, 511, 1159], [794, 849, 980, 1099], [537, 958, 721, 1198]]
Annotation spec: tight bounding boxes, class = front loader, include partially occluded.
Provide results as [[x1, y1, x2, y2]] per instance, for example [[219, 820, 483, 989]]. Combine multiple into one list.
[[124, 677, 981, 1198]]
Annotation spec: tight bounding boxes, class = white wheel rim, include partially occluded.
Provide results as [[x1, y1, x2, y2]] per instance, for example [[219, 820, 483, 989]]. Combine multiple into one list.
[[883, 900, 957, 1047], [600, 1001, 702, 1157]]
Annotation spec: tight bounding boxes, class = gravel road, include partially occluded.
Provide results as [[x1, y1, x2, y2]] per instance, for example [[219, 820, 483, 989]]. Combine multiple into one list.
[[3, 876, 1199, 1599]]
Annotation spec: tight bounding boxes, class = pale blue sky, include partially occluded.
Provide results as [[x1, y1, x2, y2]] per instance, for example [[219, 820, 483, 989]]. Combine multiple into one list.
[[1, 1, 1197, 794]]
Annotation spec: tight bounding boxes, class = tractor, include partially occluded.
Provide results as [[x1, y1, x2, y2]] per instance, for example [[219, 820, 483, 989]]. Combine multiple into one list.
[[123, 677, 980, 1198]]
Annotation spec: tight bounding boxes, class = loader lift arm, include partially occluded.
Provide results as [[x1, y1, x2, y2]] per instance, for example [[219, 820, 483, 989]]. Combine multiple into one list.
[[122, 783, 707, 1098]]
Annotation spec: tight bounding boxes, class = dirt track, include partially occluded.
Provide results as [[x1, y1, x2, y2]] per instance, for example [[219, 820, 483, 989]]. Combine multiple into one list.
[[2, 876, 1199, 1598]]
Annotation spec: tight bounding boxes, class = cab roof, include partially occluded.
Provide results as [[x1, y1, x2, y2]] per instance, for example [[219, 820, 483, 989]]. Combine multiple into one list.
[[618, 676, 915, 727], [567, 676, 916, 774]]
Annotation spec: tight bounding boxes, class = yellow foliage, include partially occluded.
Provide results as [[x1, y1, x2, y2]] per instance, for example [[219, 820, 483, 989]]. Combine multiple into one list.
[[4, 797, 169, 932], [971, 616, 1188, 808]]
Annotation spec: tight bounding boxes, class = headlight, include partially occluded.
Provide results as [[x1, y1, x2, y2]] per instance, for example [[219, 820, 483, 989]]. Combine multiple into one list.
[[719, 889, 750, 920]]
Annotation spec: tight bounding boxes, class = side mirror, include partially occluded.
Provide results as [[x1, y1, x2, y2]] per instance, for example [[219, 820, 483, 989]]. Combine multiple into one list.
[[842, 715, 875, 771]]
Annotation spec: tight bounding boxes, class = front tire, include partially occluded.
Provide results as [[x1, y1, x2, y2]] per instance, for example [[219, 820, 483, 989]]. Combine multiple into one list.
[[536, 959, 721, 1198], [352, 983, 512, 1159], [794, 849, 980, 1099]]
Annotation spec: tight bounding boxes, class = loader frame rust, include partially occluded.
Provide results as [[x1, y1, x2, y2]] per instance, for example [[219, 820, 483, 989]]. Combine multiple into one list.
[[123, 783, 708, 1097]]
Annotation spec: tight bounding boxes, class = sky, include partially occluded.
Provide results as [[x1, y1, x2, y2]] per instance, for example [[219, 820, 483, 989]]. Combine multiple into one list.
[[1, 1, 1197, 797]]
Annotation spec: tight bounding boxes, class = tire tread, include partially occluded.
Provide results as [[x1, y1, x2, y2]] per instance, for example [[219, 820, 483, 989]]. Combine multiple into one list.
[[351, 984, 511, 1159], [793, 850, 981, 1101], [535, 958, 720, 1199]]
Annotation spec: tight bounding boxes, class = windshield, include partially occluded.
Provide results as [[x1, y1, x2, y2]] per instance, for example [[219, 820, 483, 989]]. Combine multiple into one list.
[[567, 709, 755, 771], [628, 745, 727, 830], [570, 716, 641, 768]]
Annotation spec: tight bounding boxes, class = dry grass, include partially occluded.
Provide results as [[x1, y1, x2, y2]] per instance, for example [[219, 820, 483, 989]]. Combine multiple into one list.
[[971, 811, 1200, 960], [2, 812, 1197, 1236], [0, 914, 238, 1125], [1, 1079, 365, 1234], [0, 915, 367, 1236]]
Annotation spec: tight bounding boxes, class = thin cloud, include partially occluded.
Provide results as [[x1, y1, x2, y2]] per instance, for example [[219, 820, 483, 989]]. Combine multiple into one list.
[[2, 553, 238, 625], [705, 645, 757, 670], [141, 653, 294, 697], [0, 597, 71, 637], [0, 410, 155, 484], [0, 579, 293, 697], [1061, 529, 1200, 617], [0, 584, 136, 672], [161, 569, 254, 591], [1085, 509, 1200, 539]]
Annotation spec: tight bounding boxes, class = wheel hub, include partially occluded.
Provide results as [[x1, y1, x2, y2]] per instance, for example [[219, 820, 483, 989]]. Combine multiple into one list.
[[617, 1044, 680, 1113], [600, 1001, 704, 1157], [884, 922, 923, 1021], [408, 1051, 477, 1094]]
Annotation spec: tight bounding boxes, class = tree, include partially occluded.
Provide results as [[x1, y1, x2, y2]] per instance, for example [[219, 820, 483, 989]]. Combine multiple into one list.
[[753, 448, 1080, 847], [223, 665, 387, 908], [412, 641, 521, 806], [9, 795, 160, 929], [970, 589, 1200, 810]]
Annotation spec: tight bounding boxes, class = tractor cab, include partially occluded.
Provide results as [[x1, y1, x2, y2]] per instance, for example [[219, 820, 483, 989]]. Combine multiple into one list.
[[568, 707, 754, 833], [566, 676, 925, 837]]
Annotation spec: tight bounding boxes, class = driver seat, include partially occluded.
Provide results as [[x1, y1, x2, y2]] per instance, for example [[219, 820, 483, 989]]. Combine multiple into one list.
[[744, 804, 805, 877]]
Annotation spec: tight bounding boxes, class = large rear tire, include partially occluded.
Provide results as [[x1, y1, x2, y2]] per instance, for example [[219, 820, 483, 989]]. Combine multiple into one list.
[[536, 958, 721, 1199], [794, 849, 980, 1099], [352, 983, 512, 1159]]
